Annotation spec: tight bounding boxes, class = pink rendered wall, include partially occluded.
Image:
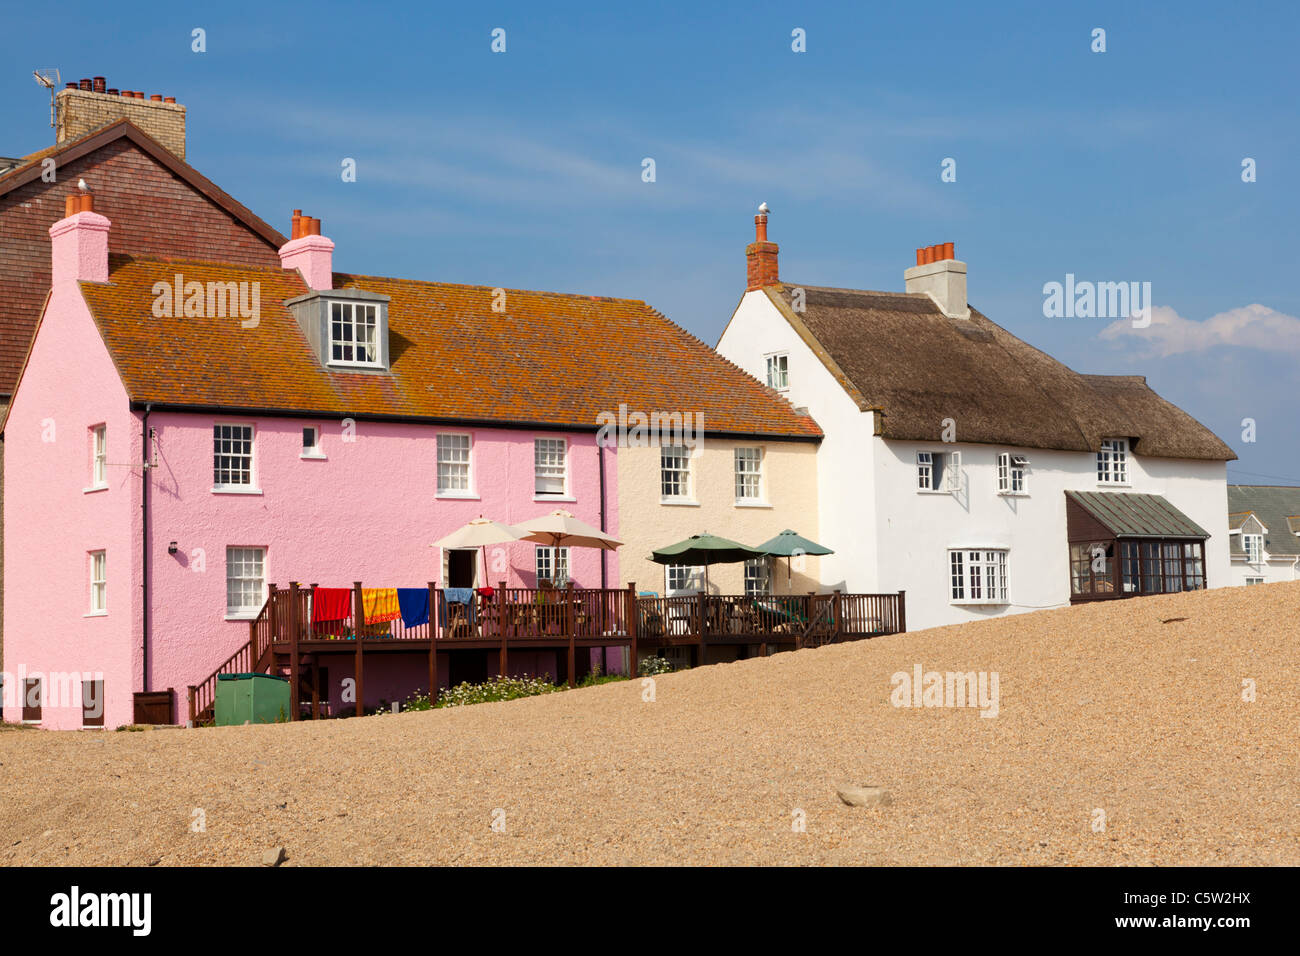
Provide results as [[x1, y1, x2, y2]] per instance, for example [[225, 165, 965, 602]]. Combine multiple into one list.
[[3, 278, 141, 729], [145, 413, 620, 714]]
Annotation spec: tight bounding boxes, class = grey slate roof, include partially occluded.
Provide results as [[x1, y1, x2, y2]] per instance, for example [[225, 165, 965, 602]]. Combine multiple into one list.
[[1226, 485, 1300, 556], [759, 284, 1237, 461], [1066, 491, 1210, 539]]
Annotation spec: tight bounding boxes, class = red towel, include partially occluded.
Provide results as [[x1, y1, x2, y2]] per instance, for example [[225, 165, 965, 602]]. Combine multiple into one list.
[[313, 587, 352, 622]]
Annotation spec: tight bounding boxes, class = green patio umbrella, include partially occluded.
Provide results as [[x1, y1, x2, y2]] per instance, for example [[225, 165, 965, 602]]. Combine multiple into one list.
[[650, 532, 766, 594], [755, 529, 834, 588]]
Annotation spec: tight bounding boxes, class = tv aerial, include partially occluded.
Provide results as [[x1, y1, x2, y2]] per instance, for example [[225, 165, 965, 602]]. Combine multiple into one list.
[[33, 69, 61, 128]]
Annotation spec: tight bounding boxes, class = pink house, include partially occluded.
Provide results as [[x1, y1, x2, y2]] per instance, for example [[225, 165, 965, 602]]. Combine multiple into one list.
[[3, 185, 830, 728], [3, 199, 632, 727]]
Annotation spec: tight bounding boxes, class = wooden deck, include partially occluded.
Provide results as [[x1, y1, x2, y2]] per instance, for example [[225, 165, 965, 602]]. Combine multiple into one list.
[[188, 582, 906, 723]]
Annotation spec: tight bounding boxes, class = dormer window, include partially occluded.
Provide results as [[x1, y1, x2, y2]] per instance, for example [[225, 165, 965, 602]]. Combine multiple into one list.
[[286, 288, 391, 373], [330, 302, 379, 367]]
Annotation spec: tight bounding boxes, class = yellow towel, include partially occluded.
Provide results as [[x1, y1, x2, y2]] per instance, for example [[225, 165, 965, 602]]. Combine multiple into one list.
[[362, 588, 400, 625]]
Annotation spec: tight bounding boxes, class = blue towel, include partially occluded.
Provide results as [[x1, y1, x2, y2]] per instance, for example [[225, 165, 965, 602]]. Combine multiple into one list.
[[397, 588, 430, 628], [438, 589, 477, 627]]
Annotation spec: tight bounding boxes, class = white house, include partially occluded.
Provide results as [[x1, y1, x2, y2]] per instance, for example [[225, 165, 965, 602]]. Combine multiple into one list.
[[1227, 486, 1300, 585], [716, 209, 1237, 631]]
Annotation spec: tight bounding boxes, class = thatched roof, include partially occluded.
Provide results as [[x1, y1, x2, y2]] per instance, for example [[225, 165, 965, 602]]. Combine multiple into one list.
[[762, 284, 1236, 461]]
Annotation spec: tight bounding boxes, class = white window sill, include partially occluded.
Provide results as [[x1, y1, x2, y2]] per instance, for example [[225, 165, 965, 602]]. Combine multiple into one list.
[[734, 500, 772, 509], [327, 362, 386, 372], [950, 600, 1009, 607], [300, 451, 327, 461], [436, 492, 480, 501], [917, 489, 951, 495], [997, 491, 1029, 498], [212, 486, 263, 495], [534, 495, 576, 503], [84, 610, 107, 618], [660, 498, 700, 507], [1097, 482, 1130, 488], [224, 611, 260, 621], [83, 484, 109, 494]]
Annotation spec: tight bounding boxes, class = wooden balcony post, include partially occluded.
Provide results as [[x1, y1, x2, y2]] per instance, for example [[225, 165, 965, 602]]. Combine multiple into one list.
[[187, 685, 197, 725], [287, 582, 300, 722], [498, 580, 508, 679], [626, 582, 638, 678], [897, 590, 907, 634], [833, 589, 842, 638], [353, 581, 364, 717], [266, 583, 278, 660], [434, 580, 444, 707], [566, 581, 576, 687]]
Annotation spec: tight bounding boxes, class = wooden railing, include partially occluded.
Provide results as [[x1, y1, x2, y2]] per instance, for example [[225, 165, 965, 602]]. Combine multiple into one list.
[[634, 590, 905, 647], [187, 593, 278, 723]]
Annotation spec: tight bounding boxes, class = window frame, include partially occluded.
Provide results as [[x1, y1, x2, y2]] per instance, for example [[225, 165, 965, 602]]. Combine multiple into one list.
[[1097, 438, 1130, 485], [88, 550, 107, 615], [734, 446, 764, 503], [743, 557, 770, 596], [533, 437, 568, 498], [996, 452, 1027, 495], [1243, 533, 1264, 566], [665, 564, 704, 594], [660, 444, 694, 503], [535, 545, 570, 587], [328, 300, 382, 368], [225, 546, 267, 619], [764, 352, 789, 391], [212, 422, 257, 492], [948, 548, 1009, 605], [918, 450, 961, 493], [89, 424, 107, 489], [300, 425, 326, 460], [436, 433, 475, 498]]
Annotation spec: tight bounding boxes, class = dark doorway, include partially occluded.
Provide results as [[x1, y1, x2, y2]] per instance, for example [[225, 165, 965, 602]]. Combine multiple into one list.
[[447, 549, 477, 588], [448, 651, 488, 687]]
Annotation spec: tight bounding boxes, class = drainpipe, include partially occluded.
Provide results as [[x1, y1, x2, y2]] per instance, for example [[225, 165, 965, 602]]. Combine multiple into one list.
[[141, 405, 151, 693], [598, 443, 607, 589]]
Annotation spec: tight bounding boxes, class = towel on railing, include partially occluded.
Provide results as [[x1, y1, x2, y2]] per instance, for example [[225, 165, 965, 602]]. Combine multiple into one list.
[[362, 587, 400, 625], [312, 587, 352, 623], [396, 588, 430, 628], [438, 588, 477, 628]]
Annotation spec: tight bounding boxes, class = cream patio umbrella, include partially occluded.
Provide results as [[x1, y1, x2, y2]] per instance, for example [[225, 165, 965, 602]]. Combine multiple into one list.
[[516, 510, 624, 552], [432, 517, 530, 586]]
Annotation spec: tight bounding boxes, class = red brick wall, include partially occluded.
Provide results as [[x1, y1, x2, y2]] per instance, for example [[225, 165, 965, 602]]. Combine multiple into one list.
[[0, 138, 282, 394]]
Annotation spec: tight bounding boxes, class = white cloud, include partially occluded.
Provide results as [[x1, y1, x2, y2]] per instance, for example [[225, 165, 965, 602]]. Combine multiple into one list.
[[1099, 304, 1300, 357]]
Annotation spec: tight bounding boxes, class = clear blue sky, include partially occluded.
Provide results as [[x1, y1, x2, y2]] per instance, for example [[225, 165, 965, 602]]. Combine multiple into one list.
[[3, 0, 1297, 484]]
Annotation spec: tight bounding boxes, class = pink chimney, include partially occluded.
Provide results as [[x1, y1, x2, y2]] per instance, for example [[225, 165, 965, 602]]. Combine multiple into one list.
[[49, 192, 110, 286], [279, 209, 334, 291]]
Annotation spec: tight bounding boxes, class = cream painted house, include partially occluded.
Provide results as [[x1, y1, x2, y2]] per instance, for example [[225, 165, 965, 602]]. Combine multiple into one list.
[[615, 437, 822, 596]]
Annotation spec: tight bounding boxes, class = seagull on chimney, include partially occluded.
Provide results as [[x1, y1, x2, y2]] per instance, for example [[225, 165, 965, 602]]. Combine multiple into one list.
[[77, 178, 91, 192], [758, 201, 769, 214]]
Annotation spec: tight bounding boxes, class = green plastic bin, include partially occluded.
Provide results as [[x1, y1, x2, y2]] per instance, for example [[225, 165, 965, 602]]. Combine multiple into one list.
[[214, 672, 291, 726]]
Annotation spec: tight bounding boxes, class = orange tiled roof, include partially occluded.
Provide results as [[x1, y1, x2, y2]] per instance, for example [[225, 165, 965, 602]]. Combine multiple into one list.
[[77, 256, 821, 439]]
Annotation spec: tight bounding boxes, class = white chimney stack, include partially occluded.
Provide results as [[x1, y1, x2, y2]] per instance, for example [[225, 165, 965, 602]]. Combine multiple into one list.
[[905, 242, 968, 319]]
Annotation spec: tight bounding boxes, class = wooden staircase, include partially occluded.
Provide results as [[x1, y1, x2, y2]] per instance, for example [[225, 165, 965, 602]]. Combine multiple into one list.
[[188, 590, 281, 724]]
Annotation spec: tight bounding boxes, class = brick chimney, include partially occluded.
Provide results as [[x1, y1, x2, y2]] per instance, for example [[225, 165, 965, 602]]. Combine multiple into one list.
[[56, 79, 186, 159], [49, 192, 109, 286], [746, 203, 780, 291], [904, 242, 969, 319], [279, 210, 335, 291]]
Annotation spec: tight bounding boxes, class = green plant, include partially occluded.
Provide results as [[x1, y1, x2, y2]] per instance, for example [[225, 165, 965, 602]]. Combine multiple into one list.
[[435, 674, 559, 708], [638, 656, 674, 676], [577, 663, 628, 688]]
